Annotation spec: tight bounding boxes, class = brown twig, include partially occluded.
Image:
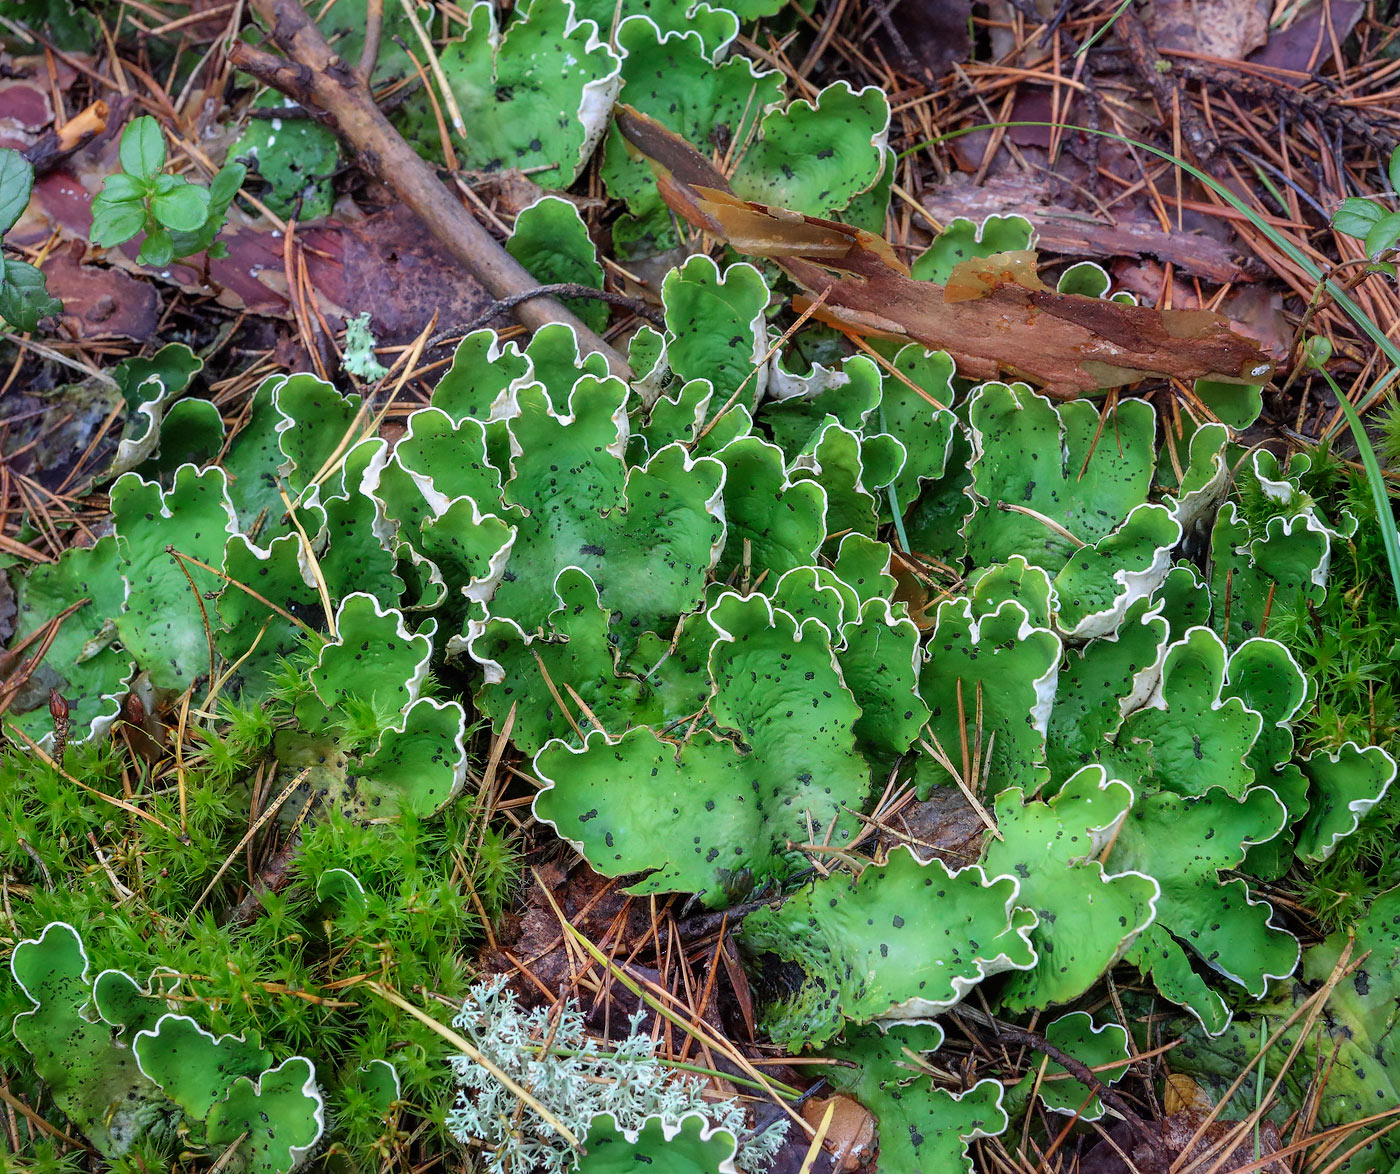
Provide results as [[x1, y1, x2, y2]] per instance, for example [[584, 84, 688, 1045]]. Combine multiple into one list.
[[228, 0, 629, 379], [22, 98, 114, 176], [358, 0, 384, 85], [1116, 8, 1220, 173], [971, 1015, 1170, 1164], [427, 283, 663, 349]]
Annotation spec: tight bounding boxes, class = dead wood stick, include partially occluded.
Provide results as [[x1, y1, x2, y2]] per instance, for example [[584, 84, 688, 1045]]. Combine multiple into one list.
[[427, 282, 663, 348], [22, 99, 112, 176], [1116, 8, 1219, 173], [963, 1014, 1170, 1164], [228, 0, 630, 379]]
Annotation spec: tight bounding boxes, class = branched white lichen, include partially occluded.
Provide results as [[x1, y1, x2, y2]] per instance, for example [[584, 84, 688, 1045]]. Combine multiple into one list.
[[445, 977, 787, 1173]]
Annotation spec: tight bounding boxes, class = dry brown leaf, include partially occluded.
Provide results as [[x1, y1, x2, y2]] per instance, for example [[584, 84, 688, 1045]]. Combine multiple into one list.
[[1149, 0, 1269, 61], [616, 104, 1274, 398], [801, 1095, 875, 1172], [1163, 1072, 1212, 1116]]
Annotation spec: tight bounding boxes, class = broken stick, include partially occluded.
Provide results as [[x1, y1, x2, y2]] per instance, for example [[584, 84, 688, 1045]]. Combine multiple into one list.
[[229, 0, 630, 379]]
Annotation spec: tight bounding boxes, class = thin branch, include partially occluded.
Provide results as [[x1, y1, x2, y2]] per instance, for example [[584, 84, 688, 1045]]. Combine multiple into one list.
[[428, 283, 663, 349], [973, 1015, 1170, 1165], [357, 0, 383, 84], [229, 0, 629, 378]]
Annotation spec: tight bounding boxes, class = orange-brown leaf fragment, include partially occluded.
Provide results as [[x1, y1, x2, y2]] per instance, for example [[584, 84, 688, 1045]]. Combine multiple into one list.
[[615, 104, 1274, 398]]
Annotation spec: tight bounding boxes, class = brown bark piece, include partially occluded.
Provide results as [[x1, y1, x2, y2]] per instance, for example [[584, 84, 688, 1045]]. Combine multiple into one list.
[[801, 1095, 876, 1172], [617, 105, 1273, 398]]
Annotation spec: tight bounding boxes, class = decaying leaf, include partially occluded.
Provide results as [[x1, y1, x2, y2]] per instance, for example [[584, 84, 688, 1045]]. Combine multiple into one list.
[[614, 104, 1273, 397]]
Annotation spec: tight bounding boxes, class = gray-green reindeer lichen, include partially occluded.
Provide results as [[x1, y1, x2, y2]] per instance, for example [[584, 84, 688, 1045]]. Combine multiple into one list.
[[446, 977, 785, 1173]]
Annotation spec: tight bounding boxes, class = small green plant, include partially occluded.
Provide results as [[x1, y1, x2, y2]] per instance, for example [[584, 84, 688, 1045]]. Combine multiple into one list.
[[89, 116, 246, 267], [0, 148, 61, 330], [1332, 146, 1400, 259]]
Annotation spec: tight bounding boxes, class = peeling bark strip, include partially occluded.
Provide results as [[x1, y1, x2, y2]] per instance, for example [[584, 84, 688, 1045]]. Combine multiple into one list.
[[616, 105, 1273, 398]]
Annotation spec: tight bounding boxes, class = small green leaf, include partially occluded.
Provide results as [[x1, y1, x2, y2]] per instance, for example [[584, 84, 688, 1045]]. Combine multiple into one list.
[[1052, 503, 1181, 639], [1364, 209, 1400, 257], [137, 227, 175, 267], [661, 255, 771, 406], [150, 180, 211, 231], [0, 147, 36, 234], [1055, 260, 1113, 298], [90, 196, 148, 246], [1332, 196, 1384, 239], [307, 593, 432, 717], [0, 258, 61, 331], [119, 116, 166, 180]]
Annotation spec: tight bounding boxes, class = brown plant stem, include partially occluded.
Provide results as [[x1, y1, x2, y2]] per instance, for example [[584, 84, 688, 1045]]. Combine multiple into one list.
[[228, 0, 630, 379]]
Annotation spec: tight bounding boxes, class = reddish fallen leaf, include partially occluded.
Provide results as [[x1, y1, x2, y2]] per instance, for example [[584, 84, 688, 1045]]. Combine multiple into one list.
[[0, 573, 15, 646], [1149, 0, 1269, 61], [1250, 0, 1363, 71], [616, 105, 1274, 398], [874, 0, 972, 85], [42, 242, 159, 341]]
